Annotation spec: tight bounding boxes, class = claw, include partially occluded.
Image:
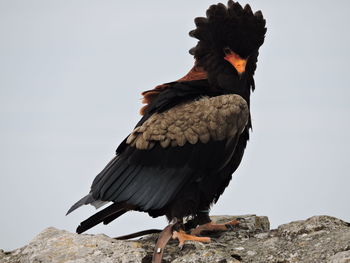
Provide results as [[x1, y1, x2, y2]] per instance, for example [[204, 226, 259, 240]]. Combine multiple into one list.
[[224, 219, 240, 231], [225, 223, 236, 230], [173, 230, 211, 250]]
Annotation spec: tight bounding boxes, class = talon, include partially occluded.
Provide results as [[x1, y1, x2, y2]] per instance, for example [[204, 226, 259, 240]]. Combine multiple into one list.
[[173, 230, 211, 248], [225, 223, 235, 230], [224, 219, 240, 228]]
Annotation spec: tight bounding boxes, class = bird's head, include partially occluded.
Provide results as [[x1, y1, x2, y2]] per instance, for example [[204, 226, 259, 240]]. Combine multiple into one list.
[[189, 1, 266, 81]]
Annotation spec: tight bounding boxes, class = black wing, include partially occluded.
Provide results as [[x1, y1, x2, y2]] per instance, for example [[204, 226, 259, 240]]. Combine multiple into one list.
[[67, 82, 249, 233], [90, 91, 249, 211]]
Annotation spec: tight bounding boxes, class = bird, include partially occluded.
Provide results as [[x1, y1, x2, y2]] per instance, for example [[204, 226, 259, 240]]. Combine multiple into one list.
[[67, 0, 266, 249]]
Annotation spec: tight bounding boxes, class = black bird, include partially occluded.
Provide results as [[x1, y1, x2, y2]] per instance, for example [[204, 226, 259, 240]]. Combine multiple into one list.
[[67, 0, 266, 248]]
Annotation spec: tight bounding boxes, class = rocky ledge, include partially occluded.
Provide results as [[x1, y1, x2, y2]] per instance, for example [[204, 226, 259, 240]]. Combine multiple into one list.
[[1, 215, 350, 263]]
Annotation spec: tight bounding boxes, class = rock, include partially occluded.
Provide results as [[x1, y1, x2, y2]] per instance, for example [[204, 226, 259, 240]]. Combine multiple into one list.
[[0, 227, 147, 263], [1, 215, 349, 263]]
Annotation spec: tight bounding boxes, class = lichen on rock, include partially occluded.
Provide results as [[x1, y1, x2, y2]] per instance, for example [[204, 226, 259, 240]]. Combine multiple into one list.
[[1, 215, 349, 263]]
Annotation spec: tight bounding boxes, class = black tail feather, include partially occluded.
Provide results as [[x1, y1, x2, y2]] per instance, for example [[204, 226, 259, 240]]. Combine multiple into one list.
[[66, 193, 95, 215], [103, 209, 129, 225], [76, 202, 130, 234]]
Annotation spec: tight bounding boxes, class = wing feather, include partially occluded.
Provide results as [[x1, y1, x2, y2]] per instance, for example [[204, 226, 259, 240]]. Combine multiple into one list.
[[127, 94, 249, 150], [73, 93, 249, 212]]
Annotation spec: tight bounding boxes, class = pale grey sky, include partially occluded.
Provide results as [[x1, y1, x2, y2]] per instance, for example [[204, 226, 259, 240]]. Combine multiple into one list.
[[1, 0, 349, 251]]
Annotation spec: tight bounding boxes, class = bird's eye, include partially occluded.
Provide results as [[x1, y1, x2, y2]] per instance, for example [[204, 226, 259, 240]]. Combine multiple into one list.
[[223, 47, 232, 55]]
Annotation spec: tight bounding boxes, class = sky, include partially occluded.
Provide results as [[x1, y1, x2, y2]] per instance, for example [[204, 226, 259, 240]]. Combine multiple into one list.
[[1, 0, 350, 251]]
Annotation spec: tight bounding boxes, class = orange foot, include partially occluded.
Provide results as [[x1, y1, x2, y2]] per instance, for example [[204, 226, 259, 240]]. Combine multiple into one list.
[[172, 230, 211, 249], [190, 219, 241, 235]]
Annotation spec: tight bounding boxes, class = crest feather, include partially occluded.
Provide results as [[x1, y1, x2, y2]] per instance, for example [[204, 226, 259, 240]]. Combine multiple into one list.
[[189, 1, 266, 59]]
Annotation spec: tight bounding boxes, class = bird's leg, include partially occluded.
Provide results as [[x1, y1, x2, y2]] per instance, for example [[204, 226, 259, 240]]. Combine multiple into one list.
[[188, 210, 243, 235], [191, 218, 241, 235], [152, 219, 211, 263], [171, 219, 211, 249], [172, 230, 211, 249]]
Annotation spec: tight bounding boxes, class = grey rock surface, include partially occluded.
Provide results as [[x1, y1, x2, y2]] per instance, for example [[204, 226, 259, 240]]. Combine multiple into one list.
[[1, 215, 349, 263]]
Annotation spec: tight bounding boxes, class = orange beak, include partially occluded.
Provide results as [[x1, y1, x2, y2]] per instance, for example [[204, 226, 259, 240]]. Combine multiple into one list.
[[224, 52, 247, 75]]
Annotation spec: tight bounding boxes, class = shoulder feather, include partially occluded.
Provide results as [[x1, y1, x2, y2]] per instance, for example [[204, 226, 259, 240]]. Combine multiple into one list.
[[127, 94, 249, 150]]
